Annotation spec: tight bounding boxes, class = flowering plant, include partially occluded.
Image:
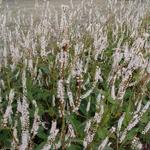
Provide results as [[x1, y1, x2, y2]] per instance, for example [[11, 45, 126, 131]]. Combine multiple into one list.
[[0, 0, 150, 149]]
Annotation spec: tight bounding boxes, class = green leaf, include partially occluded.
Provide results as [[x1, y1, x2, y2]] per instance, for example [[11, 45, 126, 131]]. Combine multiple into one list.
[[104, 146, 114, 150], [67, 144, 82, 150], [125, 128, 139, 142], [35, 142, 45, 150], [37, 128, 48, 140], [97, 128, 108, 139]]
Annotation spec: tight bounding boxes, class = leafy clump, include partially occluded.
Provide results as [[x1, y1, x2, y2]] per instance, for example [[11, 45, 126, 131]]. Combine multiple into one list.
[[0, 0, 150, 149]]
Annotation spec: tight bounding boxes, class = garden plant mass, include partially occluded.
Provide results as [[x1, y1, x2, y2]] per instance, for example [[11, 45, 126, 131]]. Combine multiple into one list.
[[0, 0, 150, 149]]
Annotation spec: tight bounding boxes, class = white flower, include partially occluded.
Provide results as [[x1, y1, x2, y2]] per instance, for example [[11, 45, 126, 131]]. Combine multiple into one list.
[[140, 101, 150, 116], [143, 33, 149, 39], [9, 89, 15, 103], [134, 100, 142, 115], [58, 50, 68, 69], [31, 100, 41, 137], [20, 98, 29, 129], [57, 79, 65, 104], [42, 121, 59, 150], [98, 136, 109, 150], [112, 48, 123, 69], [127, 117, 139, 131], [117, 113, 125, 132], [95, 66, 103, 82], [19, 130, 30, 150], [94, 104, 104, 124], [147, 60, 150, 73], [67, 124, 75, 138], [86, 98, 91, 112], [0, 79, 5, 89], [17, 99, 22, 113], [80, 86, 94, 99], [83, 132, 95, 149], [28, 59, 33, 71], [131, 137, 142, 150], [0, 89, 2, 103], [84, 120, 91, 133], [142, 121, 150, 134], [3, 105, 12, 125], [3, 89, 15, 125]]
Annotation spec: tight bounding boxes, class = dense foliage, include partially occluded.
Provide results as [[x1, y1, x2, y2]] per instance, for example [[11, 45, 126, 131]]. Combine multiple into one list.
[[0, 0, 150, 149]]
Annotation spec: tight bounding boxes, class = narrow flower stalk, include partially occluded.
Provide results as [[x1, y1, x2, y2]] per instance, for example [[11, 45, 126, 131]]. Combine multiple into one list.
[[66, 75, 76, 112], [80, 86, 95, 99], [57, 79, 65, 117], [40, 35, 47, 57], [83, 120, 93, 149], [98, 136, 109, 150], [11, 120, 19, 149], [28, 58, 33, 73], [98, 127, 116, 150], [67, 86, 75, 112], [111, 75, 117, 100], [147, 60, 150, 73], [3, 43, 8, 67], [73, 59, 83, 110], [0, 0, 150, 149], [0, 88, 2, 103], [81, 66, 103, 100], [94, 32, 108, 61], [117, 112, 126, 137], [116, 69, 132, 104], [42, 121, 59, 150], [20, 59, 30, 150], [83, 95, 104, 149], [94, 101, 104, 124], [119, 101, 150, 143], [142, 121, 150, 134], [31, 100, 41, 138], [134, 100, 142, 115], [0, 79, 5, 90], [60, 5, 69, 33], [86, 98, 91, 112], [131, 137, 143, 150], [66, 123, 75, 138], [3, 89, 15, 126], [65, 123, 76, 147]]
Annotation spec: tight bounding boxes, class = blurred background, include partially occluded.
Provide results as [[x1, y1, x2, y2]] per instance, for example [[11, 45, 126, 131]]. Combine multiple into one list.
[[0, 0, 107, 10]]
